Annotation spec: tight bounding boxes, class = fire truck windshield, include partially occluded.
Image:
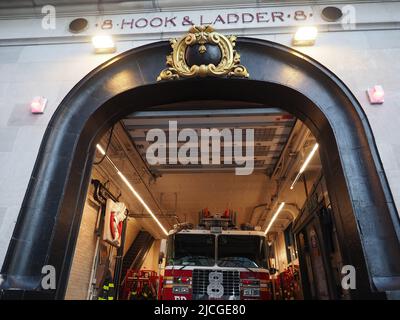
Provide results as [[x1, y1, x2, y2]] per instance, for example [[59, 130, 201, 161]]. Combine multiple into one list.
[[167, 234, 215, 266], [166, 233, 267, 269], [217, 235, 267, 268]]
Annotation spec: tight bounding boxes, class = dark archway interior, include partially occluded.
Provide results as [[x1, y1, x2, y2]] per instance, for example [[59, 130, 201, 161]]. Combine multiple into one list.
[[1, 39, 399, 299]]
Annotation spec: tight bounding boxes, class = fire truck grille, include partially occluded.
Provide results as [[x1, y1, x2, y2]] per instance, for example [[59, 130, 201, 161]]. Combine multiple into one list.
[[192, 269, 240, 299]]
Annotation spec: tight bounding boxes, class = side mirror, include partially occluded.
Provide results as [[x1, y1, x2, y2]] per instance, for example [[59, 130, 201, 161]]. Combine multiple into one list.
[[269, 268, 277, 275], [158, 252, 165, 265], [159, 238, 167, 265]]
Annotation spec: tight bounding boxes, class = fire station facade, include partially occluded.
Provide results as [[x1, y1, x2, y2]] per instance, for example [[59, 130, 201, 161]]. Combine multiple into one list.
[[0, 0, 400, 300]]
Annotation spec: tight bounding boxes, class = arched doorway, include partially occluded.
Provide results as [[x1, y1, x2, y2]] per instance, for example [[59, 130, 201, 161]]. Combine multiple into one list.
[[1, 37, 400, 299]]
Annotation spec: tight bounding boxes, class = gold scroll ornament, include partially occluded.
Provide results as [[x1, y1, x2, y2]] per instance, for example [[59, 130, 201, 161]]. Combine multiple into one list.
[[157, 25, 249, 81]]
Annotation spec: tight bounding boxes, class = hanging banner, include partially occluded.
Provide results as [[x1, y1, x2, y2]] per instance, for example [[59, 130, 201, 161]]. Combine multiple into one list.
[[103, 199, 127, 247]]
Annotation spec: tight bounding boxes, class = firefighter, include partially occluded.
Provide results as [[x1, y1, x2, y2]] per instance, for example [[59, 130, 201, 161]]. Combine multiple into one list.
[[129, 281, 139, 300], [140, 282, 156, 300], [98, 270, 115, 300]]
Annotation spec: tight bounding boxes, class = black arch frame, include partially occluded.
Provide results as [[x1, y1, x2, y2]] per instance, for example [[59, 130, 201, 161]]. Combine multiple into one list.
[[1, 38, 400, 299]]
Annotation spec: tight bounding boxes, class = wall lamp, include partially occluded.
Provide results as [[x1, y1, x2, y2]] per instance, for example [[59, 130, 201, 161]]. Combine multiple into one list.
[[290, 143, 319, 190], [31, 96, 47, 114], [92, 35, 116, 54], [292, 26, 318, 46], [96, 144, 169, 236], [367, 85, 384, 104], [264, 202, 285, 235]]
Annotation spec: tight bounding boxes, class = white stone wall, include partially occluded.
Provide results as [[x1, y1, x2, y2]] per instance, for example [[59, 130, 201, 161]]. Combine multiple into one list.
[[0, 26, 399, 271]]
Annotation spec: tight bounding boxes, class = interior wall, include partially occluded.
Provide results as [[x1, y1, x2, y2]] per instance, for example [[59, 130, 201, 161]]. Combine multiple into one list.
[[123, 218, 141, 256], [65, 195, 99, 300], [141, 240, 161, 273], [275, 232, 289, 272], [65, 164, 149, 300], [65, 200, 154, 299], [150, 173, 273, 226]]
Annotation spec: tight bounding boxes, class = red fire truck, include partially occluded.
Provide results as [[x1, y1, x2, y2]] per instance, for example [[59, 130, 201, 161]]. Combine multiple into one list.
[[160, 209, 273, 300]]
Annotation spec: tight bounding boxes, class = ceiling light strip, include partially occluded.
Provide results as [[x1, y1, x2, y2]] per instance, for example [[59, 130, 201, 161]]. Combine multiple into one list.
[[290, 143, 319, 190], [264, 202, 285, 235], [96, 144, 168, 236]]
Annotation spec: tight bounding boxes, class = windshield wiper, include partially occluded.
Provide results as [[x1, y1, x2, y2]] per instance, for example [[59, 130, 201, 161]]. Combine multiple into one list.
[[175, 256, 213, 269], [243, 267, 258, 274], [217, 257, 259, 273]]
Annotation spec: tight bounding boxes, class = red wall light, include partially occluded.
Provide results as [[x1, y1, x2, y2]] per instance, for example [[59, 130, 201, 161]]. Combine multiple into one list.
[[31, 96, 47, 114], [367, 85, 384, 104]]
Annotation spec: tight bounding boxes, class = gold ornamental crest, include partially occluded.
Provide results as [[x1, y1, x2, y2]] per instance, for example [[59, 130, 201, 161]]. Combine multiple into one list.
[[157, 25, 249, 81]]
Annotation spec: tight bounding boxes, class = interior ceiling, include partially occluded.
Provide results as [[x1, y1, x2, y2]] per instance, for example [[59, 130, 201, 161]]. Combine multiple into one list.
[[152, 172, 274, 227], [121, 107, 296, 175]]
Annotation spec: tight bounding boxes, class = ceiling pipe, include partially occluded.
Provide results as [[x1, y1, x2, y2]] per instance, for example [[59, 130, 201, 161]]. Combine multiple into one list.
[[284, 203, 301, 218], [271, 120, 310, 179], [101, 123, 178, 228], [259, 206, 298, 231], [249, 202, 268, 225], [257, 124, 311, 228]]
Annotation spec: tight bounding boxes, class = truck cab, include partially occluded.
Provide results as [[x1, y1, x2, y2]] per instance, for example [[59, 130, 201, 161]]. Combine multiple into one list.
[[161, 210, 273, 300]]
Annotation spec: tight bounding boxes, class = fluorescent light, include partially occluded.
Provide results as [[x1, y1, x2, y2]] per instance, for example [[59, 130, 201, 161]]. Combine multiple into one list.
[[96, 144, 106, 155], [96, 144, 168, 236], [117, 171, 169, 236], [290, 143, 319, 190], [299, 143, 319, 174], [264, 202, 285, 235], [92, 35, 116, 53], [293, 26, 318, 46]]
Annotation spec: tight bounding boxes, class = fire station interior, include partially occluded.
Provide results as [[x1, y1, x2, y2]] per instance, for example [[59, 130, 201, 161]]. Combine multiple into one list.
[[65, 101, 345, 300]]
